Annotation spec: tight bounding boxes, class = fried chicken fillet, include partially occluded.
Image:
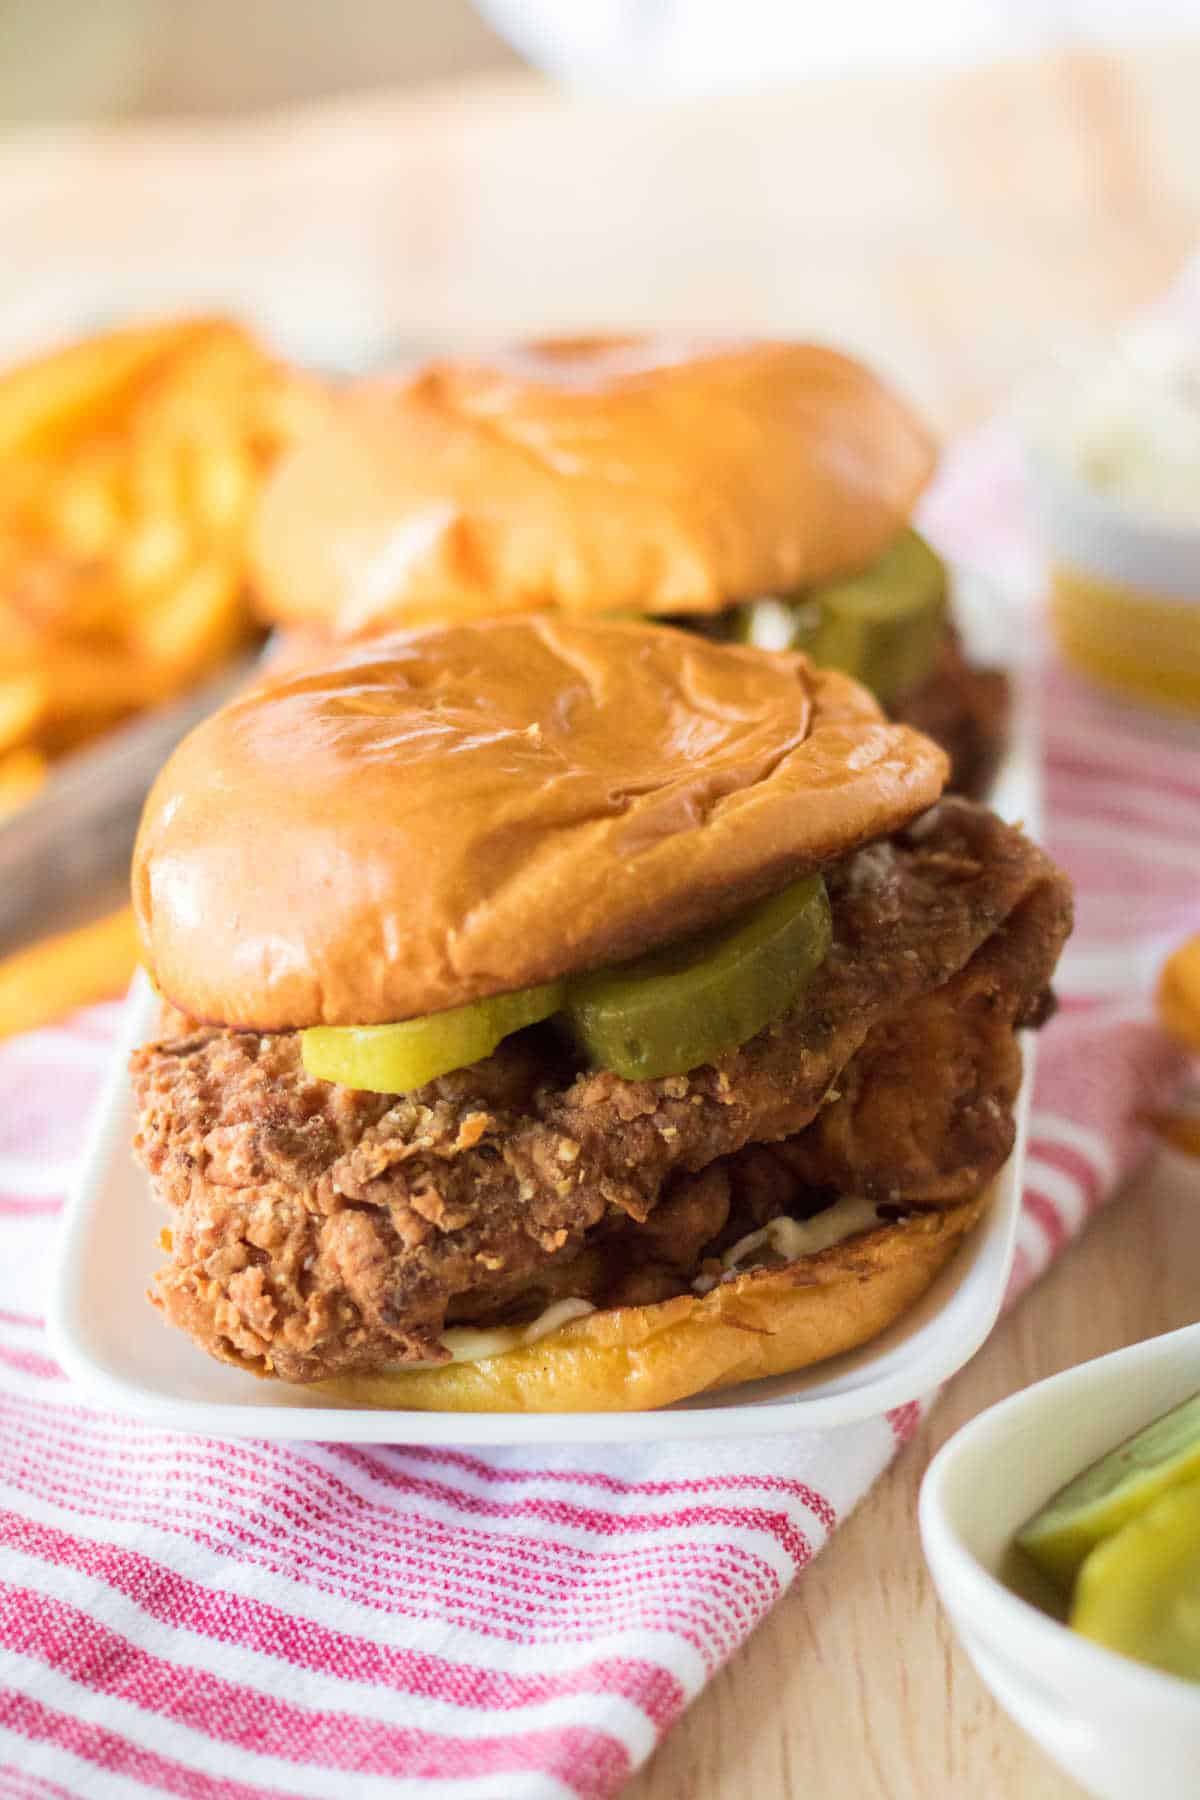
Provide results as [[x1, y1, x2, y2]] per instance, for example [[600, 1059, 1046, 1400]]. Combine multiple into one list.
[[132, 800, 1071, 1384]]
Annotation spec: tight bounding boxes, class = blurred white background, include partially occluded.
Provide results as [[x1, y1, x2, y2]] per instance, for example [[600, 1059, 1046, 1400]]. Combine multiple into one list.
[[480, 0, 1200, 93], [0, 0, 1194, 439], [2, 0, 1199, 119]]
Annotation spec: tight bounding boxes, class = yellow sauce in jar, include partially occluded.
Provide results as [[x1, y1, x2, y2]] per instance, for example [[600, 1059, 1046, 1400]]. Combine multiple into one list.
[[1050, 566, 1200, 714], [1024, 326, 1200, 716]]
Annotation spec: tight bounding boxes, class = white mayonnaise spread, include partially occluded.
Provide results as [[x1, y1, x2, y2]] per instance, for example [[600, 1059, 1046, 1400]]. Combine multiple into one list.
[[391, 1202, 888, 1367], [740, 595, 816, 649], [692, 1196, 883, 1294], [430, 1297, 596, 1366]]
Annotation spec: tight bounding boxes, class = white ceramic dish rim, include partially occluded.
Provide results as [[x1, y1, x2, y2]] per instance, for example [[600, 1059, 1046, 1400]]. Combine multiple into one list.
[[919, 1323, 1200, 1715], [47, 573, 1038, 1445]]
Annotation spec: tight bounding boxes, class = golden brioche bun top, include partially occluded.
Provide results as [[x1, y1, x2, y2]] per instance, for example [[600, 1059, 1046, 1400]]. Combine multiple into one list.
[[133, 615, 948, 1029], [249, 336, 936, 634]]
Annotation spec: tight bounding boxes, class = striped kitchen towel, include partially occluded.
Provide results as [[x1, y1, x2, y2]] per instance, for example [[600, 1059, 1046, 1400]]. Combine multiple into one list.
[[0, 439, 1195, 1797]]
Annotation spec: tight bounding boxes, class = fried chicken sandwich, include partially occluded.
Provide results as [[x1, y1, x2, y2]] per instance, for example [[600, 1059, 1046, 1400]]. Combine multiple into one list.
[[130, 614, 1069, 1411], [250, 337, 1008, 795]]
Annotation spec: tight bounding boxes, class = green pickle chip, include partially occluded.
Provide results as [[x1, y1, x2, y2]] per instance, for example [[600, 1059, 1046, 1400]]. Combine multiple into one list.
[[301, 981, 564, 1095], [736, 528, 948, 705], [1070, 1475, 1200, 1682], [302, 874, 832, 1094], [1016, 1389, 1200, 1591], [563, 872, 831, 1083]]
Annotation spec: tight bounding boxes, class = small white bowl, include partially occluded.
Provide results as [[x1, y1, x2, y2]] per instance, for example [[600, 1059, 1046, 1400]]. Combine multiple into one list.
[[1017, 329, 1200, 592], [920, 1324, 1200, 1800], [1023, 440, 1200, 604]]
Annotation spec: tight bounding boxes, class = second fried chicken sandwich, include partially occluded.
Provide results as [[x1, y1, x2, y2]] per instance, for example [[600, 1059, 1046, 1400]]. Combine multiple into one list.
[[250, 336, 1009, 794], [130, 615, 1071, 1411]]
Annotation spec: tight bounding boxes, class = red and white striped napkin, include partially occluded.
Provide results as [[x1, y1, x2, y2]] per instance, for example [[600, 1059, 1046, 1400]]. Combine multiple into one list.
[[0, 406, 1197, 1799]]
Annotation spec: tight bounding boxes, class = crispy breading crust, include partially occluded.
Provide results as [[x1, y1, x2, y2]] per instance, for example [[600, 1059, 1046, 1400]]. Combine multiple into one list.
[[131, 801, 1071, 1399], [310, 1194, 988, 1412]]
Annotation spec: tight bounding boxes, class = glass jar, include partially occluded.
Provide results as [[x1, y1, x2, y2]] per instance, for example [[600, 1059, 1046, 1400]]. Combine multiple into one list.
[[1021, 333, 1200, 717]]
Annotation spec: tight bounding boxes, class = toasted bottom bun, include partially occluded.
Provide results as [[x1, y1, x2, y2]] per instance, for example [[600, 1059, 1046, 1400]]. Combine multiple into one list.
[[310, 1193, 989, 1413]]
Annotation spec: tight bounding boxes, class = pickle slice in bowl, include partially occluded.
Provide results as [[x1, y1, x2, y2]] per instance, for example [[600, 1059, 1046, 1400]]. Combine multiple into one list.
[[302, 981, 564, 1094], [564, 872, 831, 1082], [1017, 1389, 1200, 1589], [1070, 1476, 1200, 1682]]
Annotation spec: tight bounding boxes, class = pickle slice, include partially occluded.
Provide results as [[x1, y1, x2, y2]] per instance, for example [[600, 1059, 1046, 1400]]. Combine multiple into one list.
[[1016, 1389, 1200, 1590], [736, 529, 948, 704], [301, 981, 564, 1094], [563, 872, 831, 1082], [1070, 1476, 1200, 1681]]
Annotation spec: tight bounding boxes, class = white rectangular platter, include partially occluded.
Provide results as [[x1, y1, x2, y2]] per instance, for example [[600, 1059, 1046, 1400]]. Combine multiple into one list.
[[49, 574, 1039, 1443]]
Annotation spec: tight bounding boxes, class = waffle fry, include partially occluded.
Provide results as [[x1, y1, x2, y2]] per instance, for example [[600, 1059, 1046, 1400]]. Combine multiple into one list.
[[0, 906, 139, 1038], [0, 748, 46, 821], [1158, 934, 1200, 1054], [0, 317, 324, 813], [1151, 935, 1200, 1159]]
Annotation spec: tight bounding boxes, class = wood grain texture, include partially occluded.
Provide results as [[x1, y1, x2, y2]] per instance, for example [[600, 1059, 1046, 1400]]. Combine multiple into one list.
[[627, 1153, 1200, 1799]]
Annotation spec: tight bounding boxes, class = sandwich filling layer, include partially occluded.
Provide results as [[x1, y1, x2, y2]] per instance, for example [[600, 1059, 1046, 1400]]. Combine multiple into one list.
[[131, 800, 1071, 1383]]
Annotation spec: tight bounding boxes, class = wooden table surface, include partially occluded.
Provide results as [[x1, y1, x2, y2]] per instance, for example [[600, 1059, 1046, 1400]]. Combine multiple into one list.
[[628, 1150, 1200, 1800], [3, 42, 1198, 1796]]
